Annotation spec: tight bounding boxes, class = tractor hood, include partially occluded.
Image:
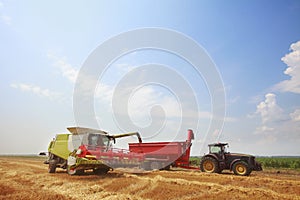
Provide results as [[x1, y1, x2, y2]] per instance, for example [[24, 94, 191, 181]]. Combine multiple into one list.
[[227, 153, 254, 158]]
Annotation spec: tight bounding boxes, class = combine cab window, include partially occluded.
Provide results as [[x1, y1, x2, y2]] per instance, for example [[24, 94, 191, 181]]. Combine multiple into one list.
[[81, 133, 111, 150], [101, 136, 110, 147], [88, 134, 109, 146]]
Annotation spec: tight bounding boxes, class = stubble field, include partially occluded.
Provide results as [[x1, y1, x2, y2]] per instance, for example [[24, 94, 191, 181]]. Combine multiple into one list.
[[0, 156, 299, 200]]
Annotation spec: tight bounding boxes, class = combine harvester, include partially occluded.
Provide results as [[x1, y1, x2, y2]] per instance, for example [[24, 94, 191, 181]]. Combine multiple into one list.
[[44, 127, 262, 176]]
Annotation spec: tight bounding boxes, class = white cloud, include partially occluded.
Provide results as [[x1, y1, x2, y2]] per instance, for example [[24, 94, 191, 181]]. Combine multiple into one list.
[[274, 40, 300, 93], [47, 51, 113, 104], [251, 41, 300, 146], [253, 93, 300, 143], [255, 125, 274, 133], [290, 109, 300, 122], [10, 52, 79, 103], [47, 52, 78, 83], [10, 83, 62, 100], [254, 93, 284, 138], [255, 93, 284, 124]]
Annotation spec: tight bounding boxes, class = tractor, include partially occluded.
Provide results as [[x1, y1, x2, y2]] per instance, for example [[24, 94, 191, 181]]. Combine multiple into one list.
[[200, 143, 262, 176]]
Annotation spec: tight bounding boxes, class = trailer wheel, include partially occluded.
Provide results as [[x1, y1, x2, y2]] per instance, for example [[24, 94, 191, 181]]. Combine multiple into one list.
[[150, 161, 161, 170], [48, 159, 57, 173], [200, 157, 220, 173]]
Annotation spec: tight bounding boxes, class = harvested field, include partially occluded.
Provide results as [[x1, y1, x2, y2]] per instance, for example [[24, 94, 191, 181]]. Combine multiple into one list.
[[0, 157, 299, 200]]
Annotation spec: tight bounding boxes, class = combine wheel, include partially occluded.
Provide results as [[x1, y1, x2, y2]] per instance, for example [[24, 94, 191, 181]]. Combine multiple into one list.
[[200, 157, 220, 173], [233, 161, 251, 176], [93, 168, 110, 175], [67, 167, 84, 175], [48, 159, 57, 173]]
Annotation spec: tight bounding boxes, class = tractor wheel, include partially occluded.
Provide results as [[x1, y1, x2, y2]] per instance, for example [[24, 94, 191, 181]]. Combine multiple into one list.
[[93, 168, 109, 175], [233, 161, 251, 176], [48, 159, 57, 173], [200, 157, 220, 173]]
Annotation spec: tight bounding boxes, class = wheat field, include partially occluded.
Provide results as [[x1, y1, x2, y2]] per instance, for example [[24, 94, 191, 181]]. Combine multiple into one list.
[[0, 157, 299, 200]]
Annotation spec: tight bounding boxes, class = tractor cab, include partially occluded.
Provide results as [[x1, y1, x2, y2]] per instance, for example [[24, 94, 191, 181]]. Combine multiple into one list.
[[208, 143, 229, 161], [208, 143, 228, 154]]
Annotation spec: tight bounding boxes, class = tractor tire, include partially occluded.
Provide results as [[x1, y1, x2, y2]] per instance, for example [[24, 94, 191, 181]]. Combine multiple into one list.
[[200, 157, 220, 173], [233, 161, 252, 176], [48, 159, 57, 173]]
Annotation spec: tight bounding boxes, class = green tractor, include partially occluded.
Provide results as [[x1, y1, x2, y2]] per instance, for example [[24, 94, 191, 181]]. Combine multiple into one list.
[[44, 127, 143, 175], [200, 143, 262, 176]]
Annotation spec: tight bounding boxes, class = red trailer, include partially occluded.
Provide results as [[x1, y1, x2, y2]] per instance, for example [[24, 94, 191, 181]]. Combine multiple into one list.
[[129, 129, 197, 170]]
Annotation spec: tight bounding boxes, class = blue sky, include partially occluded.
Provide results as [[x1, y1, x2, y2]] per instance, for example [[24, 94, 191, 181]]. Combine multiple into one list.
[[1, 0, 300, 156]]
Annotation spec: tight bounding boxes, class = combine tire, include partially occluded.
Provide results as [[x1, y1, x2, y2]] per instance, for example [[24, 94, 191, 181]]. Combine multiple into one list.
[[200, 157, 220, 173], [93, 168, 110, 175], [233, 161, 251, 176], [48, 160, 57, 173], [67, 167, 84, 175]]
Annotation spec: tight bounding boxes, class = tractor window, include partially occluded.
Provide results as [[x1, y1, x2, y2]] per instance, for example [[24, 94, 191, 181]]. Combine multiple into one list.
[[222, 145, 228, 153], [210, 146, 221, 154]]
